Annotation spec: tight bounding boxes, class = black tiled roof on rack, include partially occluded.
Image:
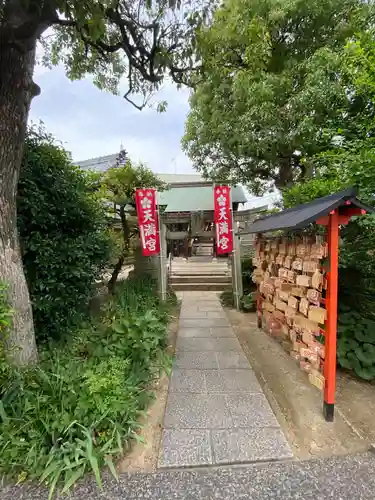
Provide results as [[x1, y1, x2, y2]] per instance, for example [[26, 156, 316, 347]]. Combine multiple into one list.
[[246, 187, 373, 234]]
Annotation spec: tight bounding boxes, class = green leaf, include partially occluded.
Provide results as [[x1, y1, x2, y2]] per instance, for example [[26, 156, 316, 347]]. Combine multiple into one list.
[[104, 456, 119, 481], [47, 468, 63, 500], [61, 466, 85, 494]]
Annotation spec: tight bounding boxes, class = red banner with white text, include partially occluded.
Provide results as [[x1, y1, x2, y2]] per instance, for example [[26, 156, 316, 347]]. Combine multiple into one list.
[[135, 188, 160, 256], [214, 185, 233, 254]]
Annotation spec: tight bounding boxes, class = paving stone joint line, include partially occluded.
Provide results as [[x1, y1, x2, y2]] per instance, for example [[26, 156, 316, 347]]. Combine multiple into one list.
[[158, 293, 293, 468]]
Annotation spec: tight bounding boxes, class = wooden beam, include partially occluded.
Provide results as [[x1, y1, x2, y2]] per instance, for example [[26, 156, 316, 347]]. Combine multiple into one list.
[[323, 210, 339, 422]]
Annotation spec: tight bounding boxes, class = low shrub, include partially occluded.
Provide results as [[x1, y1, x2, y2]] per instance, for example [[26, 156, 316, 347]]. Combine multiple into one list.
[[337, 305, 375, 381], [220, 287, 235, 308], [220, 258, 257, 312], [240, 292, 257, 312], [0, 276, 172, 498], [241, 258, 257, 295]]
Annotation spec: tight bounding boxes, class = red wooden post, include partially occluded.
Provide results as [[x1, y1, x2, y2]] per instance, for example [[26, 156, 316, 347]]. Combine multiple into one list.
[[324, 210, 339, 421], [256, 286, 262, 328]]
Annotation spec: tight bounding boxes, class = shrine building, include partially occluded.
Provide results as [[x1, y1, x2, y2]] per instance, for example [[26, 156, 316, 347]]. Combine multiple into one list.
[[76, 153, 248, 259]]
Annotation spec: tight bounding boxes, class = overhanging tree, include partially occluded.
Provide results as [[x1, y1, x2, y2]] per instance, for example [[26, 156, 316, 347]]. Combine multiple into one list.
[[101, 150, 165, 293], [0, 0, 207, 366], [182, 0, 372, 194]]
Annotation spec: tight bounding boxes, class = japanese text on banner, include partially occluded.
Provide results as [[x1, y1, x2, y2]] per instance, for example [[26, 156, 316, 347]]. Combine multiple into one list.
[[214, 186, 233, 254], [135, 188, 160, 256]]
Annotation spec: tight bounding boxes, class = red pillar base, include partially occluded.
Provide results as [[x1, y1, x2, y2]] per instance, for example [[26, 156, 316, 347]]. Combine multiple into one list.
[[323, 401, 335, 422]]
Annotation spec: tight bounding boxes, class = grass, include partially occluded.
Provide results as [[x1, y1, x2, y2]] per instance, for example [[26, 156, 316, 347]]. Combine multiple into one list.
[[0, 276, 175, 498]]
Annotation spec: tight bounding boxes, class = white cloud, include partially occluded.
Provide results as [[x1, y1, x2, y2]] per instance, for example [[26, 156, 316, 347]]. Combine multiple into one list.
[[30, 63, 193, 175]]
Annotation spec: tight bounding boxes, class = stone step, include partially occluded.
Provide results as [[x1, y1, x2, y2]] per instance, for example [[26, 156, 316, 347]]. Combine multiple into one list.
[[172, 274, 230, 277], [172, 267, 229, 273], [171, 275, 231, 284], [171, 282, 228, 291]]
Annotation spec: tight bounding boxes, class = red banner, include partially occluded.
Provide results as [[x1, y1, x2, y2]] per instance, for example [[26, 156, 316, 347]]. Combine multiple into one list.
[[135, 188, 160, 256], [214, 186, 233, 254]]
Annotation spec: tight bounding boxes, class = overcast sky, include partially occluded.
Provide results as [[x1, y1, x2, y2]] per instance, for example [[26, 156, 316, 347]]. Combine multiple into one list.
[[30, 61, 194, 175], [30, 60, 277, 208]]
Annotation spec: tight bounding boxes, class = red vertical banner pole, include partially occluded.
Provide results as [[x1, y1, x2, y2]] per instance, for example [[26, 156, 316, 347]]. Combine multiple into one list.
[[324, 210, 339, 422], [255, 234, 263, 328]]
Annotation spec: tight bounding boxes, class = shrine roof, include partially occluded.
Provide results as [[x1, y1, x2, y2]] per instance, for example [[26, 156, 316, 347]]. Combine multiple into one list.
[[246, 187, 373, 234], [159, 185, 247, 212]]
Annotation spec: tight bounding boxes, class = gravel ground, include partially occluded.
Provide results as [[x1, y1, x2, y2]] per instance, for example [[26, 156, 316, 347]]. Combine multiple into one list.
[[2, 452, 375, 499]]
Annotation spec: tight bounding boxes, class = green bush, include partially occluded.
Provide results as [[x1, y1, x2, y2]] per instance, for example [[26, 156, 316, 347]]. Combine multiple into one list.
[[241, 258, 257, 295], [240, 292, 257, 312], [0, 283, 13, 388], [17, 128, 112, 342], [220, 258, 257, 311], [0, 276, 172, 497], [337, 306, 375, 381], [220, 287, 235, 308]]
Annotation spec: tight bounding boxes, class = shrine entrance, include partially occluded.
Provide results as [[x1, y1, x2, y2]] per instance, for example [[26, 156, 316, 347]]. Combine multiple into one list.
[[162, 211, 218, 261]]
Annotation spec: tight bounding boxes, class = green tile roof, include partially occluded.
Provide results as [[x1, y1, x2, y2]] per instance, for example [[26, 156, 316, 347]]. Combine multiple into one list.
[[158, 185, 247, 212]]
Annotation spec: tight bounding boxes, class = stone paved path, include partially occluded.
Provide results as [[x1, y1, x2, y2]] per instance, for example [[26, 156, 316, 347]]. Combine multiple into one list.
[[158, 292, 293, 468]]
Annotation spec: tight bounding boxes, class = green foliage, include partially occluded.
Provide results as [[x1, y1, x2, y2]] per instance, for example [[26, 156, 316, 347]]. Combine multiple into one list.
[[220, 258, 257, 311], [33, 1, 210, 107], [0, 276, 172, 497], [0, 283, 12, 340], [183, 0, 371, 193], [220, 287, 235, 308], [282, 177, 345, 209], [17, 127, 112, 342], [240, 292, 257, 312], [101, 155, 166, 291], [102, 155, 166, 208], [241, 258, 257, 295], [337, 307, 375, 380], [0, 283, 13, 387]]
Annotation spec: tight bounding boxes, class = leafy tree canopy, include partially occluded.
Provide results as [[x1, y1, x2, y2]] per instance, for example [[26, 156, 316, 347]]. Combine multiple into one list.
[[182, 0, 372, 194], [102, 150, 165, 207], [100, 151, 165, 291], [1, 0, 211, 107]]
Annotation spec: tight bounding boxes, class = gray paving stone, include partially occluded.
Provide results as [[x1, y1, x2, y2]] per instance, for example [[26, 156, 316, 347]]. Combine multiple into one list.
[[205, 311, 228, 319], [158, 295, 291, 469], [211, 428, 293, 464], [198, 305, 223, 312], [170, 369, 206, 393], [174, 351, 218, 369], [216, 351, 250, 369], [180, 310, 227, 319], [178, 328, 213, 338], [164, 393, 233, 429], [176, 337, 242, 352], [158, 429, 212, 467], [205, 369, 262, 393], [180, 318, 230, 328], [210, 338, 242, 351], [176, 338, 215, 351], [178, 327, 235, 338], [210, 327, 236, 338], [225, 394, 280, 427], [180, 312, 208, 319], [182, 298, 220, 305], [179, 307, 199, 315]]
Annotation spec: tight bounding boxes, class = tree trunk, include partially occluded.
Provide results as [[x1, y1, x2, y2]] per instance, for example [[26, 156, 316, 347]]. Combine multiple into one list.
[[108, 206, 130, 293], [0, 42, 39, 366], [108, 253, 126, 294], [275, 156, 294, 189]]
